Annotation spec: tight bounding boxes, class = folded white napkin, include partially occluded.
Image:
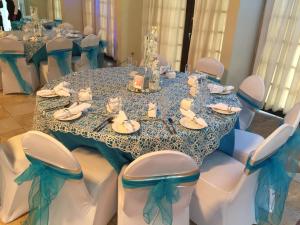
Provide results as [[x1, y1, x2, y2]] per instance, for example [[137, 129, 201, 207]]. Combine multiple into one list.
[[188, 75, 198, 87], [180, 98, 193, 111], [148, 102, 157, 118], [7, 34, 18, 41], [166, 71, 176, 79], [53, 82, 73, 97], [78, 88, 92, 102], [180, 108, 208, 126], [106, 97, 122, 113], [36, 89, 56, 97], [113, 110, 134, 132], [209, 103, 241, 113], [190, 86, 199, 97], [37, 82, 73, 97], [208, 84, 235, 94], [53, 102, 91, 120]]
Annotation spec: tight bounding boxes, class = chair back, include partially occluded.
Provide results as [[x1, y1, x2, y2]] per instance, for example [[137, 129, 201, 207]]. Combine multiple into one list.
[[46, 37, 73, 81], [238, 75, 265, 130], [284, 103, 300, 135], [250, 124, 293, 165], [0, 38, 35, 94], [80, 34, 99, 69], [22, 131, 80, 173], [122, 150, 199, 218], [84, 25, 94, 36], [195, 57, 224, 79]]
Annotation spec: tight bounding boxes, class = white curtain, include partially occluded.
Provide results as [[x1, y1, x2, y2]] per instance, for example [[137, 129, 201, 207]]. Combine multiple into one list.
[[83, 0, 94, 30], [47, 0, 62, 20], [254, 0, 300, 113], [142, 0, 186, 70], [187, 0, 229, 69], [97, 0, 116, 57]]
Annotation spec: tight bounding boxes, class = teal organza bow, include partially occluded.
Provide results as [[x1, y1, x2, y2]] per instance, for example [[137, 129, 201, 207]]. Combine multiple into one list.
[[143, 180, 180, 225], [122, 171, 200, 225], [207, 75, 221, 84], [246, 129, 300, 225], [48, 49, 72, 76], [0, 52, 33, 94], [82, 46, 99, 69], [237, 89, 264, 110], [15, 155, 83, 225]]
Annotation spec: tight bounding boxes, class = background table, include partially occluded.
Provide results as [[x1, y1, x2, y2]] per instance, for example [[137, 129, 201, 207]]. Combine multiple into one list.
[[34, 67, 240, 168]]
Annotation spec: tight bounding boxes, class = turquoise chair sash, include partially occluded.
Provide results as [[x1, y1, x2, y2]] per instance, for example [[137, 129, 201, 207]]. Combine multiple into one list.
[[237, 89, 264, 110], [15, 155, 83, 225], [122, 170, 200, 225], [82, 46, 99, 69], [48, 49, 72, 76], [0, 52, 33, 94], [245, 129, 300, 225], [207, 75, 221, 83]]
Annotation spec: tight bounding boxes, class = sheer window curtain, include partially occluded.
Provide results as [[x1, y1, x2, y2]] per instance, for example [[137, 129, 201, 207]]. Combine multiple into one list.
[[47, 0, 62, 20], [254, 0, 300, 113], [82, 0, 116, 58], [142, 0, 187, 70], [187, 0, 229, 69]]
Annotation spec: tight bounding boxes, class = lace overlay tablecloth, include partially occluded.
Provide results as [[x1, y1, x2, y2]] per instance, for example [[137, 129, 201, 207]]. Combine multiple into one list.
[[33, 67, 241, 165]]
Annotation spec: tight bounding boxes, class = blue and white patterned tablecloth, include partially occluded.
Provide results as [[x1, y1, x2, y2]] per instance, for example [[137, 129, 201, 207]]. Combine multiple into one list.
[[33, 67, 241, 165]]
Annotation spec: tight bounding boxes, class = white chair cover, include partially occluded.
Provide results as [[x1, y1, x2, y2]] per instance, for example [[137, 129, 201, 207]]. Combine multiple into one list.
[[190, 124, 294, 225], [195, 57, 224, 80], [0, 38, 39, 94], [0, 135, 30, 223], [118, 150, 199, 225], [233, 103, 300, 164], [284, 102, 300, 135], [238, 75, 265, 130], [72, 34, 99, 72], [40, 37, 73, 84], [84, 26, 94, 36], [21, 131, 117, 225]]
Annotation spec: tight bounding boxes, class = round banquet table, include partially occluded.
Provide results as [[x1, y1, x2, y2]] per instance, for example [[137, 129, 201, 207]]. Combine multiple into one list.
[[33, 67, 241, 171]]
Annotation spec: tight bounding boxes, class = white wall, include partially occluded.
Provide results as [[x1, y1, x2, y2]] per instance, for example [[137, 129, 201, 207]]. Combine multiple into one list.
[[61, 0, 83, 31], [224, 0, 265, 87]]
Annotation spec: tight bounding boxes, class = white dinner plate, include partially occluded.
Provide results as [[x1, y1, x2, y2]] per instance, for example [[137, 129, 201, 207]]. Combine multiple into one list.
[[54, 111, 82, 121], [38, 93, 59, 98], [112, 120, 140, 134], [180, 117, 207, 130], [217, 90, 232, 95], [211, 107, 236, 115]]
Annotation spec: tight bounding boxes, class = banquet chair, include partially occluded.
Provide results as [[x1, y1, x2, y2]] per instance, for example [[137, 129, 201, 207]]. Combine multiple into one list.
[[231, 102, 300, 164], [195, 57, 224, 83], [0, 135, 30, 223], [118, 150, 200, 225], [40, 37, 73, 84], [57, 22, 74, 30], [84, 25, 94, 36], [72, 34, 99, 72], [19, 131, 117, 225], [190, 123, 294, 225], [0, 38, 39, 94], [238, 75, 266, 130]]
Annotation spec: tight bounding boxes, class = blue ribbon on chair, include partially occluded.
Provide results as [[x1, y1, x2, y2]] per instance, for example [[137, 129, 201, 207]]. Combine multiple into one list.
[[82, 46, 99, 69], [237, 89, 264, 110], [15, 155, 83, 225], [48, 49, 72, 76], [0, 52, 33, 94], [122, 170, 200, 225], [207, 75, 221, 84], [245, 129, 300, 225]]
